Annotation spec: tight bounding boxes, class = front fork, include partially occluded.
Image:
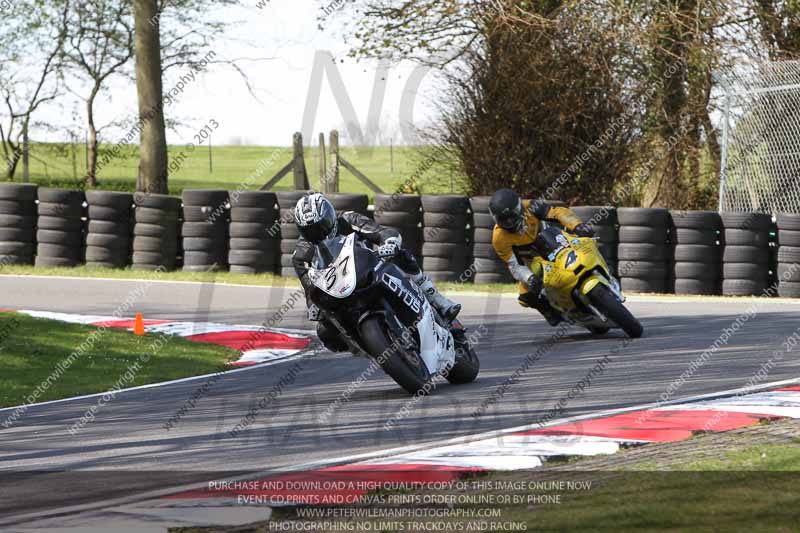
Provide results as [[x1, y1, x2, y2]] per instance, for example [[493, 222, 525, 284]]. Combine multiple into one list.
[[574, 271, 624, 323], [323, 312, 370, 358]]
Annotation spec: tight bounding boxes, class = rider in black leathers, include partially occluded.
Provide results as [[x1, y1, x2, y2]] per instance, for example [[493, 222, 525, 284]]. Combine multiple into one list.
[[292, 193, 461, 352]]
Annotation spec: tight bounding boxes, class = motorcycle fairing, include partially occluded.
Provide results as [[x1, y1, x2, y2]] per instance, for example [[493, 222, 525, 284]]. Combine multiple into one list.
[[308, 234, 358, 299], [540, 234, 617, 313], [378, 271, 455, 374]]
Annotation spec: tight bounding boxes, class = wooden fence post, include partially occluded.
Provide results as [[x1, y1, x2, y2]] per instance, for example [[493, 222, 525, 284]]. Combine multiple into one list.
[[329, 130, 340, 193], [292, 132, 309, 190], [22, 124, 29, 183], [71, 134, 78, 180], [319, 132, 327, 193]]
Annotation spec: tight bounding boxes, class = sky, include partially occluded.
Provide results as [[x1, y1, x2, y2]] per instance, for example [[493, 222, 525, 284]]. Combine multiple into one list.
[[35, 0, 441, 148]]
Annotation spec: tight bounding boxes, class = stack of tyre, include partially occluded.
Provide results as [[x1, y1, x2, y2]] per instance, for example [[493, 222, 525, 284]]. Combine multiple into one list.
[[373, 194, 423, 261], [228, 191, 280, 274], [469, 196, 512, 284], [616, 208, 671, 293], [132, 194, 182, 271], [327, 193, 369, 217], [276, 191, 308, 277], [570, 206, 619, 276], [776, 213, 800, 297], [721, 212, 772, 296], [181, 190, 229, 272], [0, 183, 37, 265], [421, 195, 471, 282], [35, 188, 85, 268], [84, 191, 133, 269], [668, 211, 722, 295]]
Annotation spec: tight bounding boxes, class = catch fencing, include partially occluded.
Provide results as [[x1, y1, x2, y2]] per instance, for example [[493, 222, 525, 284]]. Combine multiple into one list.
[[717, 61, 800, 214]]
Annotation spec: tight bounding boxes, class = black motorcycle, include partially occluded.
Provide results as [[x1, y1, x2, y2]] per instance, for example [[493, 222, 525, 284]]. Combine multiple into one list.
[[306, 233, 480, 394]]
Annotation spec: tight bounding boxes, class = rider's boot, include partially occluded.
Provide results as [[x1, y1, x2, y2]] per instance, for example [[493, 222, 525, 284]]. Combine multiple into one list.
[[519, 291, 563, 327], [412, 272, 461, 321], [537, 296, 564, 327]]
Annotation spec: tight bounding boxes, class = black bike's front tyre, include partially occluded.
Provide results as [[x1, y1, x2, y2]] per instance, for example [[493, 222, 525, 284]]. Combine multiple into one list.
[[446, 331, 480, 384], [359, 317, 432, 395], [588, 284, 644, 338]]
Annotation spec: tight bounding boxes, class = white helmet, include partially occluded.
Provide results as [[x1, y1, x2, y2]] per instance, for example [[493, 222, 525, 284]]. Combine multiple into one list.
[[294, 193, 338, 243]]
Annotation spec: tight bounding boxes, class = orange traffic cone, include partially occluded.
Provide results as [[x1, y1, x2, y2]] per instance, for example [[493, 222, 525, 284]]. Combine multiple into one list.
[[134, 312, 145, 336]]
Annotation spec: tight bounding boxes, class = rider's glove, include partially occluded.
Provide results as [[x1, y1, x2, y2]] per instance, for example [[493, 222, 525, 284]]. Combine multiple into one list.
[[526, 273, 543, 295], [378, 236, 402, 259], [307, 304, 322, 322], [573, 223, 594, 237]]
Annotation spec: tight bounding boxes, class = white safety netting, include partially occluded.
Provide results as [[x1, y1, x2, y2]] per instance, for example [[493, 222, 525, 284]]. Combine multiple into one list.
[[717, 61, 800, 214]]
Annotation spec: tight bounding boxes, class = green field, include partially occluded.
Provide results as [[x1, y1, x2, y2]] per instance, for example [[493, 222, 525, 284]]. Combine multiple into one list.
[[14, 142, 465, 198], [0, 312, 239, 408]]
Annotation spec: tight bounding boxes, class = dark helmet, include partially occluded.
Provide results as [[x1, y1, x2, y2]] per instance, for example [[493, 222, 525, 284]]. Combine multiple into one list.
[[489, 188, 525, 232], [294, 193, 338, 243]]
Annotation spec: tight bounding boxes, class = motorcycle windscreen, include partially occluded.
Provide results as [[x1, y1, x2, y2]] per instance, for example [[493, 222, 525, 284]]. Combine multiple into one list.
[[535, 226, 571, 259], [307, 234, 358, 298]]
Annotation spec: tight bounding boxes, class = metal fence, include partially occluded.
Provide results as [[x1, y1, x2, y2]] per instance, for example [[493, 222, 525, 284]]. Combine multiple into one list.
[[717, 60, 800, 214]]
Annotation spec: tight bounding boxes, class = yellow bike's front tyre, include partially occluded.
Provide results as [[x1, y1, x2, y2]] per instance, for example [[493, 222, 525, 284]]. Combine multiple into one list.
[[588, 284, 643, 338]]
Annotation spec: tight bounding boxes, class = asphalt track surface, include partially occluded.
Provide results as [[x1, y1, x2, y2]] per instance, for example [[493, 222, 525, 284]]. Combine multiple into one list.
[[1, 275, 800, 523]]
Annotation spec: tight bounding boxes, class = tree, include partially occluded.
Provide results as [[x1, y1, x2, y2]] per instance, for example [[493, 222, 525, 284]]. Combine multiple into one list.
[[634, 1, 731, 209], [0, 1, 71, 181], [339, 0, 739, 209], [67, 0, 246, 190], [155, 0, 241, 72], [754, 0, 800, 59], [64, 0, 135, 187], [338, 0, 643, 203], [133, 0, 168, 194], [449, 3, 642, 201], [339, 0, 486, 66]]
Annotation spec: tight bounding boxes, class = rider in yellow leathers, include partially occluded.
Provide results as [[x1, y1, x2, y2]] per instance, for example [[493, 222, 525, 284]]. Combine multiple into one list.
[[489, 188, 594, 325]]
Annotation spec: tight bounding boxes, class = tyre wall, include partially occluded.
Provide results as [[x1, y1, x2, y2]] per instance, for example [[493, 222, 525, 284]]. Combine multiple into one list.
[[616, 208, 671, 293], [36, 188, 85, 268], [721, 212, 772, 296], [85, 191, 133, 269], [2, 183, 798, 297], [777, 213, 800, 297], [181, 189, 229, 272], [373, 193, 423, 263], [669, 210, 722, 295], [421, 195, 472, 282], [228, 191, 280, 274], [132, 193, 182, 271], [0, 184, 37, 266]]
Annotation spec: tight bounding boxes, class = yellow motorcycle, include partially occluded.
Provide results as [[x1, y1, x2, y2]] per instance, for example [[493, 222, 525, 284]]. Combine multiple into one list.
[[532, 225, 643, 338]]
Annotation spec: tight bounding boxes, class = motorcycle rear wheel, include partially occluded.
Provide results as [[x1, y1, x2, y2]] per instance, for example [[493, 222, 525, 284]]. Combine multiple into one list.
[[588, 284, 643, 338], [359, 317, 432, 395]]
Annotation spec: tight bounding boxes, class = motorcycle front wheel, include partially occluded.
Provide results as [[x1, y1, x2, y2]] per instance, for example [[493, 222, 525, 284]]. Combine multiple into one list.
[[588, 284, 644, 338], [445, 331, 480, 384], [359, 317, 432, 395]]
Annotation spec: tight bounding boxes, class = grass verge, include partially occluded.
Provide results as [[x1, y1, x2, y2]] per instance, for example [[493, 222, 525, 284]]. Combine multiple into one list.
[[0, 312, 239, 408], [182, 420, 800, 532], [502, 447, 800, 531], [487, 419, 800, 530], [0, 265, 520, 294]]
